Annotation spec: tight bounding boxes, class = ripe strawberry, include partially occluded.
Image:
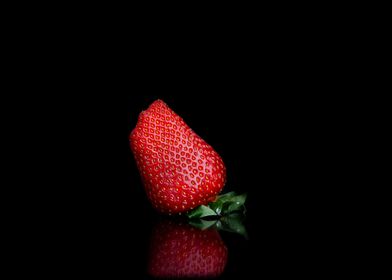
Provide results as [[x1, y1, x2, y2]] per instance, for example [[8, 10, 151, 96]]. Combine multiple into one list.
[[130, 100, 226, 214], [148, 220, 228, 278]]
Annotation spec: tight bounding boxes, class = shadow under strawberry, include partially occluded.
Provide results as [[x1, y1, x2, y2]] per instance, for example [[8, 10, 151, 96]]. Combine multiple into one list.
[[147, 213, 247, 279], [148, 219, 228, 278]]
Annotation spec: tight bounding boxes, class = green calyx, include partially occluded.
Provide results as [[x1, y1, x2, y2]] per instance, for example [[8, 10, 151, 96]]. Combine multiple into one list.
[[187, 192, 247, 219]]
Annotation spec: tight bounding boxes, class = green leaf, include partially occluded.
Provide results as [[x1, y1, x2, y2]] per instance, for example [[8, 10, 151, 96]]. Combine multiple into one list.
[[186, 192, 247, 219], [209, 199, 224, 215], [209, 192, 248, 214], [216, 191, 236, 202], [187, 205, 218, 219], [218, 193, 247, 215], [226, 193, 247, 213]]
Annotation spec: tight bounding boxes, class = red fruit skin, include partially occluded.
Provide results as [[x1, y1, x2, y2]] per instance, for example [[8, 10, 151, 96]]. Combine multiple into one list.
[[148, 220, 228, 278], [130, 100, 226, 214]]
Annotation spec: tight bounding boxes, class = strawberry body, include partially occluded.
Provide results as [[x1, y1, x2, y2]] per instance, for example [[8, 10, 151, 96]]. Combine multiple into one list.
[[130, 100, 226, 214], [148, 220, 228, 277]]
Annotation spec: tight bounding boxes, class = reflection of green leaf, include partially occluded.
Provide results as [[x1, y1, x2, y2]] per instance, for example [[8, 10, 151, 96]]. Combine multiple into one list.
[[187, 205, 218, 219], [218, 214, 248, 239], [189, 219, 217, 230], [188, 213, 248, 238]]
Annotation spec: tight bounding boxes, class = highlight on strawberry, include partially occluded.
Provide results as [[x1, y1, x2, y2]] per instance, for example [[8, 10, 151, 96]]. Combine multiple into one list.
[[130, 100, 246, 218]]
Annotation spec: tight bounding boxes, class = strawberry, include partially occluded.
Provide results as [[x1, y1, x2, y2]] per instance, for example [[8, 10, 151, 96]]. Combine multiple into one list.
[[130, 100, 226, 214], [148, 220, 228, 278]]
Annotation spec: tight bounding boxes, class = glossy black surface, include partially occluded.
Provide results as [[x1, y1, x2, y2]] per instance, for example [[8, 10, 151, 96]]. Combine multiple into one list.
[[18, 20, 349, 276], [42, 93, 333, 277]]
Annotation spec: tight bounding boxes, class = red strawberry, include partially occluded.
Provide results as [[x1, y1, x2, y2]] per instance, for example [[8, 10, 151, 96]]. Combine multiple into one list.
[[148, 220, 228, 278], [130, 100, 226, 214]]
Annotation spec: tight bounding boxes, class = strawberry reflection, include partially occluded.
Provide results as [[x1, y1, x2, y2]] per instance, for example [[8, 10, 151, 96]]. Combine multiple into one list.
[[148, 219, 228, 278]]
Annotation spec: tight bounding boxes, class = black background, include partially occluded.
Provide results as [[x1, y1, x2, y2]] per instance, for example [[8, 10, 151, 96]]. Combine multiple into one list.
[[8, 7, 376, 277], [21, 24, 342, 277]]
